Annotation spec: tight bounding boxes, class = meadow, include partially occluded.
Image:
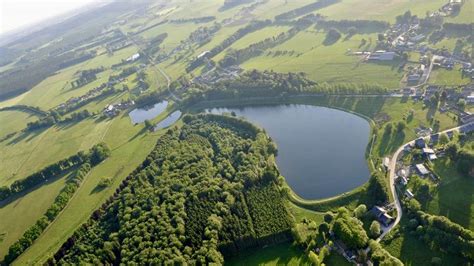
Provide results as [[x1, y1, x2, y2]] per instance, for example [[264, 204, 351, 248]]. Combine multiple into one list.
[[0, 0, 471, 264], [427, 158, 474, 230]]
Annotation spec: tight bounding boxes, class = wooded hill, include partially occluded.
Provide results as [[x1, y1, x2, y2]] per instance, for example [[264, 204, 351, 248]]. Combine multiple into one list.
[[50, 114, 293, 264]]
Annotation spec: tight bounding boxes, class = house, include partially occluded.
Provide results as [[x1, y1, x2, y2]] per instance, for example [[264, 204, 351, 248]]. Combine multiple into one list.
[[415, 138, 426, 148], [415, 164, 430, 176], [407, 74, 421, 82], [460, 113, 474, 124], [467, 95, 474, 104], [430, 134, 439, 143], [460, 123, 474, 134], [405, 189, 414, 199], [422, 148, 435, 155], [371, 206, 393, 226], [126, 53, 140, 62], [197, 50, 210, 59]]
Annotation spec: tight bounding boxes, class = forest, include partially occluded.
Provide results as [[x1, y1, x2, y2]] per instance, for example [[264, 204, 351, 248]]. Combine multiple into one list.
[[49, 114, 293, 264]]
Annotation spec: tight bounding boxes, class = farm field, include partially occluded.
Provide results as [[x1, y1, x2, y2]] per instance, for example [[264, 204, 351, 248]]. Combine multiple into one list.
[[241, 31, 403, 87], [226, 242, 311, 266], [317, 0, 447, 22], [0, 170, 74, 259], [13, 115, 166, 265], [0, 111, 37, 137], [382, 219, 469, 266], [427, 158, 474, 230], [1, 0, 473, 264]]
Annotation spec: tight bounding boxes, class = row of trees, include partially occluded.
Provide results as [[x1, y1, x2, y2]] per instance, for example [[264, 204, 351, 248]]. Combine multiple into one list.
[[445, 142, 474, 177], [274, 0, 339, 20], [170, 16, 215, 24], [49, 114, 293, 264], [218, 18, 313, 68], [405, 199, 474, 260], [186, 20, 272, 72], [0, 143, 110, 202], [316, 19, 389, 33], [4, 162, 94, 264], [182, 69, 389, 107]]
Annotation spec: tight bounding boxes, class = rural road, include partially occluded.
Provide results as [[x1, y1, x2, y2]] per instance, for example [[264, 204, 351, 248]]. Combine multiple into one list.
[[378, 122, 473, 241]]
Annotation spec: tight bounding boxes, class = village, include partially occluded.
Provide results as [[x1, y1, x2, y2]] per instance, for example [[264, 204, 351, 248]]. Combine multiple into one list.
[[349, 0, 472, 97]]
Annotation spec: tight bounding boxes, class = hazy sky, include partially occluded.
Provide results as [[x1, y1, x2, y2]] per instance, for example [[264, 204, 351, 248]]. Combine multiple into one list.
[[0, 0, 97, 34]]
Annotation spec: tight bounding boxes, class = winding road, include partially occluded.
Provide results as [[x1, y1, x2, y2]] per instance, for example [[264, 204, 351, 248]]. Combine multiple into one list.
[[378, 122, 473, 241]]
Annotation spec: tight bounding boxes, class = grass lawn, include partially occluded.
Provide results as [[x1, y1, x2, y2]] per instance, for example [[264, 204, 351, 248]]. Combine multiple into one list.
[[0, 117, 111, 186], [13, 115, 167, 265], [429, 66, 471, 86], [427, 158, 474, 230], [318, 0, 447, 22], [0, 170, 75, 259], [444, 0, 473, 24], [225, 242, 310, 266], [382, 218, 469, 265], [0, 111, 37, 137], [242, 30, 403, 88], [324, 253, 352, 266], [14, 46, 139, 110]]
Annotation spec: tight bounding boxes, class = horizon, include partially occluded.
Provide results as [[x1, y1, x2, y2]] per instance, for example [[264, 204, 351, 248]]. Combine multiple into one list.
[[0, 0, 98, 35]]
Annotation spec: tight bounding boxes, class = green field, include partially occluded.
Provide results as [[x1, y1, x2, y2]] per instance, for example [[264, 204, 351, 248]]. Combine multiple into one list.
[[382, 219, 469, 265], [429, 66, 471, 86], [226, 242, 311, 266], [427, 158, 474, 230], [1, 0, 472, 264], [13, 115, 166, 265], [0, 111, 37, 137], [318, 0, 446, 22], [242, 30, 403, 87], [0, 170, 74, 258]]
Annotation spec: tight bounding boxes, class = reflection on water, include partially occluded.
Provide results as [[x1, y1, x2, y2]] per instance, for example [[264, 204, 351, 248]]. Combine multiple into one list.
[[207, 104, 370, 199]]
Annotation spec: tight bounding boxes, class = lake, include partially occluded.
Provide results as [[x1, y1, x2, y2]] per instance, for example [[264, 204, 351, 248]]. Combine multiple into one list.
[[207, 104, 370, 199], [128, 101, 168, 124], [154, 111, 182, 131]]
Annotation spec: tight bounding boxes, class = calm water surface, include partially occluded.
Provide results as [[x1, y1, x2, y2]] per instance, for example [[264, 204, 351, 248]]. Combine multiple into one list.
[[129, 101, 168, 124], [208, 104, 370, 199], [154, 111, 182, 130]]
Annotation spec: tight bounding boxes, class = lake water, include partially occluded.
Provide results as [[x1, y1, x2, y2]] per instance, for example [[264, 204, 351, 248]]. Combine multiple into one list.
[[129, 101, 168, 124], [154, 110, 182, 131], [207, 105, 370, 199]]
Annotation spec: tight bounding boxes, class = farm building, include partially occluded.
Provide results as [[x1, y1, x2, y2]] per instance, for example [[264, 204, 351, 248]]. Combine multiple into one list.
[[368, 50, 396, 61]]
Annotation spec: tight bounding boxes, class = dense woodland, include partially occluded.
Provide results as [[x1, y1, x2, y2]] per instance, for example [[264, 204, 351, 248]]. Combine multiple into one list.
[[49, 114, 293, 264]]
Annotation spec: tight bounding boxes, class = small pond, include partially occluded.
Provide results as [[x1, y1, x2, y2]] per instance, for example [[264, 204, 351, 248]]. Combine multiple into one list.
[[207, 104, 370, 199], [129, 101, 168, 124], [154, 111, 182, 131]]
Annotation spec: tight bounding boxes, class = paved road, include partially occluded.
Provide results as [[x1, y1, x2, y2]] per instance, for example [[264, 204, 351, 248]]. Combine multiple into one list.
[[378, 123, 472, 241]]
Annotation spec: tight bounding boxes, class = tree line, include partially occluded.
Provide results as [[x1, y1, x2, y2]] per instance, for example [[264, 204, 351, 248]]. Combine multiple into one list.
[[3, 143, 110, 264], [170, 16, 215, 24], [218, 16, 315, 68], [274, 0, 339, 21], [181, 69, 389, 106], [0, 143, 110, 202], [47, 114, 293, 264], [405, 199, 474, 261], [186, 20, 272, 72]]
